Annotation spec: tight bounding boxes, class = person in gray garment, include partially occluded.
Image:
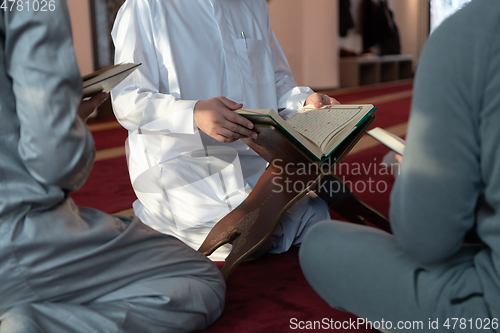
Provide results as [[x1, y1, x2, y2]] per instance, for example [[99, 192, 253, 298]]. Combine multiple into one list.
[[300, 0, 500, 332], [0, 1, 225, 332]]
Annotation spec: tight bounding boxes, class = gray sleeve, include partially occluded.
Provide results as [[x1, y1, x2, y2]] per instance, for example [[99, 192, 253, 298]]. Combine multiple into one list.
[[5, 0, 95, 191], [389, 10, 485, 264]]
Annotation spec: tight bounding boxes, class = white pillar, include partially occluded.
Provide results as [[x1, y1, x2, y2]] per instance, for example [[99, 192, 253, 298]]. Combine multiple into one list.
[[67, 0, 94, 75], [268, 0, 340, 90], [302, 0, 339, 89]]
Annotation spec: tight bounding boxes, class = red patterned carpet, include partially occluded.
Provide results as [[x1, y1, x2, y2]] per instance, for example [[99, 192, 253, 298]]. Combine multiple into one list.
[[71, 80, 413, 333]]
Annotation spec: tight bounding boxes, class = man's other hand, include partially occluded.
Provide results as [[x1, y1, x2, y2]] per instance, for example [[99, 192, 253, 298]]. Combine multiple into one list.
[[305, 92, 340, 109], [78, 92, 109, 122], [194, 96, 258, 143]]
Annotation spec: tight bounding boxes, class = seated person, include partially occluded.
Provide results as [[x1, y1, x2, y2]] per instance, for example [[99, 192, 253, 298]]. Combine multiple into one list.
[[0, 2, 224, 332], [111, 0, 338, 261], [299, 0, 500, 330]]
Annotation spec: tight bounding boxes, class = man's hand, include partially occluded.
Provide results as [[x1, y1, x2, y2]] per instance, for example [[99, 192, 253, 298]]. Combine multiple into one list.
[[395, 154, 403, 164], [77, 92, 109, 122], [305, 92, 340, 109], [194, 96, 258, 143]]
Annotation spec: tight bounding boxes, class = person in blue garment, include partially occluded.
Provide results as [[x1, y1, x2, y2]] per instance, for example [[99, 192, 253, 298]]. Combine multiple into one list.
[[0, 1, 225, 332], [300, 0, 500, 331]]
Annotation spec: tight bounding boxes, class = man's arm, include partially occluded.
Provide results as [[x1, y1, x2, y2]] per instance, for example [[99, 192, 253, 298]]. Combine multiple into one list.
[[111, 0, 255, 142], [194, 97, 258, 143], [77, 93, 109, 122], [304, 92, 339, 109], [110, 0, 195, 135], [6, 1, 95, 191], [389, 11, 483, 264]]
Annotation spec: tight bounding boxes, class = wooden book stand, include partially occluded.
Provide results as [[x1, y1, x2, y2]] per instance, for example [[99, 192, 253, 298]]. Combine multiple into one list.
[[198, 115, 390, 280]]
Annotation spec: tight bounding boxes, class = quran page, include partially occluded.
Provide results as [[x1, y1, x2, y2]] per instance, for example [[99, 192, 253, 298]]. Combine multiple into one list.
[[286, 105, 362, 150]]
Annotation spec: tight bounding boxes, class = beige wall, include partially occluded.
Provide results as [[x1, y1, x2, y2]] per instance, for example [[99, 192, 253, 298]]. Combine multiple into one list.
[[67, 0, 94, 76], [67, 0, 428, 87], [302, 0, 339, 89], [268, 0, 340, 90], [268, 0, 305, 84]]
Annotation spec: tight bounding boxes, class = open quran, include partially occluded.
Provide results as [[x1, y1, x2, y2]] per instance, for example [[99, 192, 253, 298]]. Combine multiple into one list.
[[236, 104, 376, 162]]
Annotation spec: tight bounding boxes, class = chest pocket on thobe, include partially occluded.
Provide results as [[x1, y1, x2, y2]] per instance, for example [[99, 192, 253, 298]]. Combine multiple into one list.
[[234, 38, 273, 83]]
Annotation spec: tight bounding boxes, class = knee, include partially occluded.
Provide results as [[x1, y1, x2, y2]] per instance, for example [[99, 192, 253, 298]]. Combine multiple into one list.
[[201, 268, 226, 321], [184, 277, 226, 330], [185, 262, 226, 329], [170, 240, 227, 309], [0, 305, 42, 333], [173, 259, 226, 330], [130, 249, 226, 331], [300, 220, 395, 288], [299, 221, 372, 284], [301, 219, 390, 258], [136, 275, 225, 332], [299, 220, 342, 276]]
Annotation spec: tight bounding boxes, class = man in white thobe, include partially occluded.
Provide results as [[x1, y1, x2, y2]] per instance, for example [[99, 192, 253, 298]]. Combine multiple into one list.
[[111, 0, 335, 261]]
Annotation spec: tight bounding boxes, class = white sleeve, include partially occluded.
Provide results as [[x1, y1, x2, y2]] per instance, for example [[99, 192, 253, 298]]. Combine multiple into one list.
[[110, 0, 198, 134]]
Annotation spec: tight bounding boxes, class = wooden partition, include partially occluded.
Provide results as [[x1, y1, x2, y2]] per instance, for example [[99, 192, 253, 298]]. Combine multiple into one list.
[[339, 54, 413, 88]]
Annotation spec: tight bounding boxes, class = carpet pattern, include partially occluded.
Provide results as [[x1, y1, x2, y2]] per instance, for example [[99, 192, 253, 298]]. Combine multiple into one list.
[[71, 80, 413, 332]]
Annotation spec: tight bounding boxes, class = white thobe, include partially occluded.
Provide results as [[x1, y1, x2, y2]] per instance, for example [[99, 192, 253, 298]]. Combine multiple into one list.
[[111, 0, 329, 260]]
